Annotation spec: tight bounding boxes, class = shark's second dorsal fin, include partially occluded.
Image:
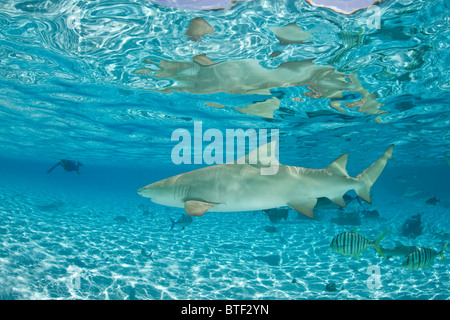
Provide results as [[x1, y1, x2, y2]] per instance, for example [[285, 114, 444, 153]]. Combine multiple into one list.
[[326, 153, 349, 177], [232, 141, 280, 167]]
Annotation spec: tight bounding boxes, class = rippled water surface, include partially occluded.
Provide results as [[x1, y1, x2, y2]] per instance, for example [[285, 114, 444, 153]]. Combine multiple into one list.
[[0, 0, 449, 300]]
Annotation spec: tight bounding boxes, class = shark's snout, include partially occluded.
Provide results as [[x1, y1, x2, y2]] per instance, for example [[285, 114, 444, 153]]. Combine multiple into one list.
[[138, 180, 168, 199], [137, 185, 154, 197]]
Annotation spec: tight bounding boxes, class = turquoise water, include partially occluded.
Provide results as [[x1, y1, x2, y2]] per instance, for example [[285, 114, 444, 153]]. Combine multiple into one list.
[[0, 0, 449, 300]]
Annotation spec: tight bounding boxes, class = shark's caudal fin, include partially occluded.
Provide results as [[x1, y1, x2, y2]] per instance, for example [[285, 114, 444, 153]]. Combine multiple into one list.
[[355, 145, 394, 203]]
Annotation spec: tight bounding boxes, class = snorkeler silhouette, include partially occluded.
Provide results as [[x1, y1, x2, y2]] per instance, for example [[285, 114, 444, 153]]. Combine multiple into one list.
[[47, 159, 83, 174]]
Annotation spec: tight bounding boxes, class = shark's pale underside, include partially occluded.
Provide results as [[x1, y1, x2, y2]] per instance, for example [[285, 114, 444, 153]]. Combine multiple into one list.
[[138, 143, 394, 218]]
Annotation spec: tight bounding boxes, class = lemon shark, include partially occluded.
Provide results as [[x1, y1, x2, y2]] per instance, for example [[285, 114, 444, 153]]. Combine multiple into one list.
[[138, 143, 394, 218]]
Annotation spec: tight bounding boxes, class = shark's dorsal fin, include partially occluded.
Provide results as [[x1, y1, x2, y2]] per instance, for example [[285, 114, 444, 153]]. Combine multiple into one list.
[[288, 198, 317, 219], [326, 153, 349, 177], [232, 141, 280, 167], [184, 200, 218, 216]]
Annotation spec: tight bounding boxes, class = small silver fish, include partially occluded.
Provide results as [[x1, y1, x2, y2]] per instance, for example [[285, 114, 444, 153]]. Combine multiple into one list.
[[264, 226, 278, 233], [114, 216, 129, 224], [325, 281, 341, 292], [425, 196, 440, 205], [141, 248, 154, 262], [402, 243, 448, 270], [330, 228, 388, 259], [170, 214, 193, 231]]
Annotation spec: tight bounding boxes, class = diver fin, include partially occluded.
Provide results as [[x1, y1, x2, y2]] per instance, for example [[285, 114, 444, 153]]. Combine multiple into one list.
[[326, 153, 349, 177], [288, 198, 317, 219], [355, 145, 394, 203], [184, 200, 218, 217]]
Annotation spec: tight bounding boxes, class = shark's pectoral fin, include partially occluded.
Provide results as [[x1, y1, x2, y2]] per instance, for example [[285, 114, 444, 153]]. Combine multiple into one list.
[[288, 198, 317, 219], [184, 200, 218, 217]]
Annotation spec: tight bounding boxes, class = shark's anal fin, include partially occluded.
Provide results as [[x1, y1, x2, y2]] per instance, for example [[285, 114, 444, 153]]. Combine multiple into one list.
[[288, 198, 317, 219], [329, 195, 347, 207], [184, 200, 218, 217]]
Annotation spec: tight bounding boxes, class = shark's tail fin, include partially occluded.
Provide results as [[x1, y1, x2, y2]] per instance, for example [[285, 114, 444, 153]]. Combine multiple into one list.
[[372, 229, 389, 258], [355, 145, 394, 203], [170, 218, 176, 231], [439, 242, 448, 262]]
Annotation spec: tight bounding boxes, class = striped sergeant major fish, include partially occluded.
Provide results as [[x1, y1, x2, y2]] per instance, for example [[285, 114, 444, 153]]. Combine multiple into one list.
[[330, 228, 388, 259], [402, 243, 448, 270]]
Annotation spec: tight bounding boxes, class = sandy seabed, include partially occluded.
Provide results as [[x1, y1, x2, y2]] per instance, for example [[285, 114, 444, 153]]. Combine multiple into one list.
[[0, 176, 448, 300]]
